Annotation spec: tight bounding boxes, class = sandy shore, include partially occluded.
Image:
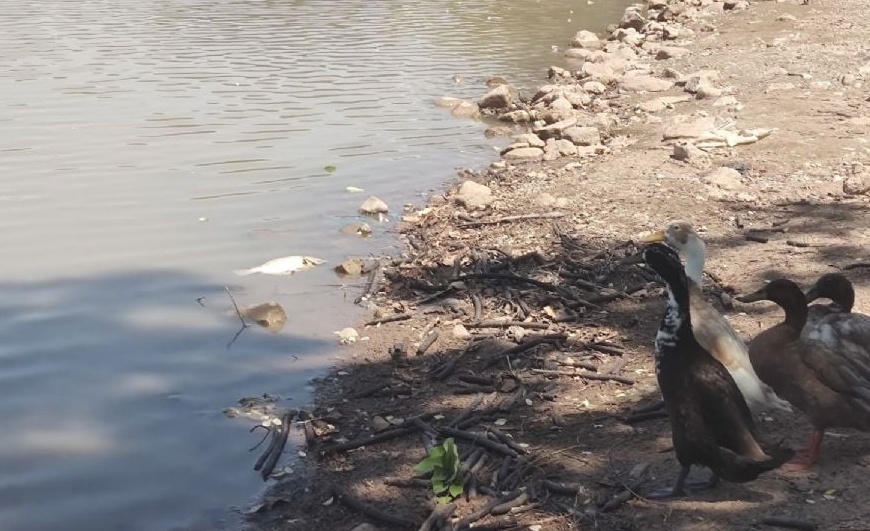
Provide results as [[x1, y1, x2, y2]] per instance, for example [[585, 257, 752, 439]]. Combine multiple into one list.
[[248, 1, 870, 530]]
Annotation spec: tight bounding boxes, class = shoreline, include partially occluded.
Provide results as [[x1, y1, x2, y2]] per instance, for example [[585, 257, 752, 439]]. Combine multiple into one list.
[[248, 0, 870, 530]]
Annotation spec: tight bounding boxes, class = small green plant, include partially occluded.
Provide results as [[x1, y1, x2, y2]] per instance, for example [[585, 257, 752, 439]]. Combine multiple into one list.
[[413, 438, 464, 503]]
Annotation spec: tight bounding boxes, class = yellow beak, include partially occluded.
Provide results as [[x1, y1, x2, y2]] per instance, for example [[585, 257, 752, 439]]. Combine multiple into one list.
[[639, 229, 667, 243]]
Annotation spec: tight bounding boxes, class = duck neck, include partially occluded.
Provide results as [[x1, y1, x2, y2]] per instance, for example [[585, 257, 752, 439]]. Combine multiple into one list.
[[682, 236, 706, 287], [780, 291, 809, 332]]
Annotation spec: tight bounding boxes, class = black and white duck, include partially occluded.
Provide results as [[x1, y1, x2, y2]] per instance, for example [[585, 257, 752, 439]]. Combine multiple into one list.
[[740, 278, 870, 469], [643, 243, 793, 497], [641, 221, 792, 414]]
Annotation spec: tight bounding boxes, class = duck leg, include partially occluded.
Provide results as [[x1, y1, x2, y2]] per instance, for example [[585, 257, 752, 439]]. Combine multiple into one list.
[[647, 465, 690, 499], [688, 473, 720, 491], [784, 430, 824, 471]]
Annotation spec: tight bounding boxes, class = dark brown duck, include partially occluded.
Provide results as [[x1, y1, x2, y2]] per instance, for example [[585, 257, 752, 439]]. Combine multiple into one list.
[[741, 277, 870, 469], [643, 243, 792, 498]]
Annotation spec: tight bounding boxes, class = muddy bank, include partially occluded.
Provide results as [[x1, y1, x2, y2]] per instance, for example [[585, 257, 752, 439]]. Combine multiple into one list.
[[247, 0, 870, 530]]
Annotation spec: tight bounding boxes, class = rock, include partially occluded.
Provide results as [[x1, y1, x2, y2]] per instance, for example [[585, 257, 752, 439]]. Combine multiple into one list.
[[540, 107, 576, 124], [841, 73, 858, 86], [452, 324, 472, 340], [565, 48, 594, 60], [572, 29, 602, 49], [434, 96, 463, 108], [549, 96, 574, 112], [240, 302, 287, 333], [350, 524, 378, 531], [503, 147, 544, 161], [548, 65, 571, 78], [563, 90, 592, 108], [340, 222, 372, 235], [534, 192, 556, 207], [372, 416, 391, 432], [810, 80, 833, 90], [673, 141, 711, 169], [553, 138, 578, 158], [619, 74, 674, 92], [479, 85, 513, 109], [684, 70, 720, 92], [359, 196, 388, 214], [619, 8, 646, 31], [532, 84, 556, 101], [777, 13, 797, 21], [695, 84, 723, 99], [535, 117, 579, 139], [713, 95, 740, 107], [663, 116, 715, 140], [484, 126, 513, 138], [451, 101, 480, 119], [581, 62, 615, 80], [583, 81, 607, 94], [455, 180, 494, 210], [514, 133, 546, 148], [637, 95, 692, 112], [499, 109, 531, 123], [486, 75, 510, 87], [656, 47, 691, 60], [563, 126, 601, 146], [555, 197, 570, 208], [843, 175, 870, 195], [703, 167, 744, 191], [336, 327, 359, 345], [613, 28, 643, 46], [723, 0, 749, 10], [765, 82, 796, 93], [335, 258, 367, 276]]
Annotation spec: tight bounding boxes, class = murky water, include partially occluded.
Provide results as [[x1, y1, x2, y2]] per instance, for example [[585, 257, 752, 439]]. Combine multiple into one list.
[[0, 1, 630, 530]]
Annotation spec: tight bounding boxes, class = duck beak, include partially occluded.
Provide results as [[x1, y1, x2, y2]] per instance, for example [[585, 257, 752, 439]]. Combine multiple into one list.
[[804, 286, 820, 304], [736, 287, 768, 303], [639, 229, 667, 243]]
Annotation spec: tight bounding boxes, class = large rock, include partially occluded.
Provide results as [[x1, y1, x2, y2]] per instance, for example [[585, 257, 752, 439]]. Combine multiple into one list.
[[619, 74, 674, 92], [703, 167, 744, 191], [563, 90, 592, 107], [451, 101, 480, 119], [563, 126, 601, 146], [455, 180, 494, 209], [359, 196, 388, 214], [535, 117, 579, 140], [581, 62, 615, 80], [434, 96, 463, 108], [583, 81, 607, 94], [514, 133, 545, 148], [543, 139, 577, 161], [672, 141, 711, 169], [663, 116, 715, 140], [571, 30, 602, 49], [479, 85, 513, 109], [844, 174, 870, 195], [499, 110, 531, 123], [549, 96, 574, 112], [619, 7, 647, 31], [503, 147, 544, 161]]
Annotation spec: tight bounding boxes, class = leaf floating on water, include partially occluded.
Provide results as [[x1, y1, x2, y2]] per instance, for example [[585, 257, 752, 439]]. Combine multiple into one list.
[[234, 255, 325, 276], [345, 186, 364, 193], [323, 164, 337, 173]]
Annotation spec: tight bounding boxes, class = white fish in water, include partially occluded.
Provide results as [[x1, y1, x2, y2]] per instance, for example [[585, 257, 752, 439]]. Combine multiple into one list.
[[234, 255, 325, 276]]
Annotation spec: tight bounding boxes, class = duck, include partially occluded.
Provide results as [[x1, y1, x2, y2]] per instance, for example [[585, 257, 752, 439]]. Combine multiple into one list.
[[640, 221, 792, 414], [738, 278, 870, 469], [642, 243, 793, 498]]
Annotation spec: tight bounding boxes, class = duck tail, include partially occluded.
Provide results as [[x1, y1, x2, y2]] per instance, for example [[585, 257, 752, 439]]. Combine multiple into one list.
[[233, 268, 256, 276], [713, 443, 794, 483]]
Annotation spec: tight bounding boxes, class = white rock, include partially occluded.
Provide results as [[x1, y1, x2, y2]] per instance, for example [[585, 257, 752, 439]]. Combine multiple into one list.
[[359, 196, 389, 214], [451, 101, 480, 119], [535, 117, 579, 139], [583, 81, 607, 94], [503, 147, 544, 161], [703, 167, 744, 191], [499, 110, 531, 123], [663, 116, 716, 140], [350, 524, 379, 531], [563, 126, 601, 146], [549, 97, 574, 111], [372, 416, 391, 432], [572, 29, 602, 49], [581, 62, 615, 80], [336, 327, 359, 345], [695, 84, 723, 99], [434, 96, 463, 108], [452, 324, 472, 340], [673, 141, 711, 169], [514, 133, 546, 148], [455, 180, 494, 210], [844, 175, 870, 195], [713, 95, 740, 107], [619, 74, 674, 92]]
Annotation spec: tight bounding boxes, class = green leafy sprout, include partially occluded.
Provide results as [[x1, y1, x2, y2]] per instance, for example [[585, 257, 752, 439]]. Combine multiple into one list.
[[413, 437, 464, 503]]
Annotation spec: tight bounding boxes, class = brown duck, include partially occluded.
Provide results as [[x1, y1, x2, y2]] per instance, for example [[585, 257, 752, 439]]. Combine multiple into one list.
[[739, 278, 870, 469], [643, 244, 792, 497]]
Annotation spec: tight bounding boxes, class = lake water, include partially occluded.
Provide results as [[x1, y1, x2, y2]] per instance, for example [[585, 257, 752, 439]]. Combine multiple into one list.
[[0, 1, 630, 529]]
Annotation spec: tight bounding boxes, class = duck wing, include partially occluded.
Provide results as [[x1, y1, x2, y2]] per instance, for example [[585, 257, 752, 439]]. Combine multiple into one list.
[[689, 285, 791, 413], [797, 332, 870, 418]]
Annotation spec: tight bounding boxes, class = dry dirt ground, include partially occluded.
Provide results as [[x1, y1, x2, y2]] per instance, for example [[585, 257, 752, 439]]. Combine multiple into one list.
[[247, 1, 870, 530]]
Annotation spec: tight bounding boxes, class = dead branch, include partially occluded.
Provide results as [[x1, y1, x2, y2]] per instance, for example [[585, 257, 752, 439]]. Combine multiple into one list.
[[354, 261, 383, 304], [455, 491, 522, 530], [531, 368, 634, 385], [484, 333, 568, 368], [541, 480, 580, 496], [419, 502, 456, 531], [466, 320, 550, 330], [384, 477, 430, 488], [366, 312, 413, 326], [488, 428, 528, 455], [471, 292, 483, 322], [259, 412, 292, 480], [458, 374, 494, 386], [458, 211, 566, 228], [439, 427, 519, 458], [491, 492, 530, 515], [585, 342, 626, 356], [331, 485, 416, 528], [454, 273, 599, 309], [785, 240, 811, 248], [601, 489, 633, 512], [745, 233, 769, 244], [844, 261, 870, 270], [320, 414, 433, 454], [417, 331, 439, 356]]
